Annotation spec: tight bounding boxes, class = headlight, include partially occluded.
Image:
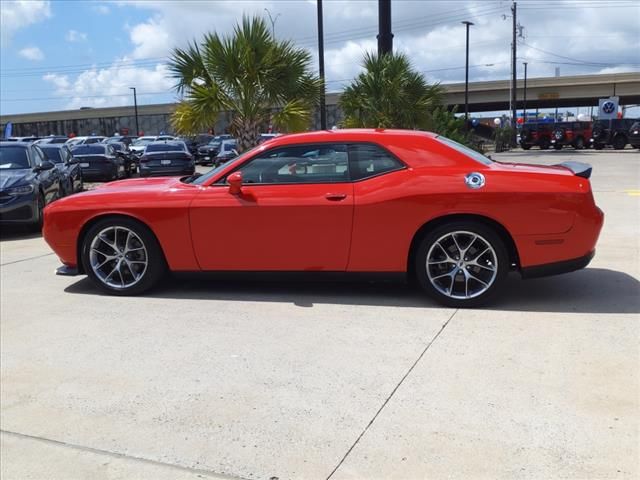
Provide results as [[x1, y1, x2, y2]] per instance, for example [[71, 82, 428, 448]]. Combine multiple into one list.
[[5, 185, 35, 196]]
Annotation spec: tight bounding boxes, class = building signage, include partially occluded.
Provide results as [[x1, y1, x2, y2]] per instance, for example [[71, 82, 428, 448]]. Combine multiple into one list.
[[598, 96, 619, 120]]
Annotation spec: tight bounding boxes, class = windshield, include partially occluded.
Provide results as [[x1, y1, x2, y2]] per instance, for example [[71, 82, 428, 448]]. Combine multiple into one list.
[[436, 136, 493, 166], [40, 147, 63, 163], [72, 145, 107, 155], [189, 145, 261, 185], [0, 147, 31, 169], [223, 142, 236, 152], [145, 144, 185, 153]]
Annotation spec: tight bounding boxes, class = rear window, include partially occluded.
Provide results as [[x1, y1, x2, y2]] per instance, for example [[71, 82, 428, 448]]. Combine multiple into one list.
[[436, 136, 492, 166], [146, 144, 185, 153], [72, 145, 107, 155], [0, 146, 31, 169]]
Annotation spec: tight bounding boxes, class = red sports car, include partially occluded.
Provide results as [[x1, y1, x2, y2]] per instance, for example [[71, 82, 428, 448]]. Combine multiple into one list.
[[43, 129, 604, 307]]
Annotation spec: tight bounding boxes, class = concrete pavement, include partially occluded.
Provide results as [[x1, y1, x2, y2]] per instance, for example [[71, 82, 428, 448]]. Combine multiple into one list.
[[1, 149, 638, 479]]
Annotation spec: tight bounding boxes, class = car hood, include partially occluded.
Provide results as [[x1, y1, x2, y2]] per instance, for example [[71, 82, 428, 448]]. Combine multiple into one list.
[[93, 176, 182, 191], [0, 168, 35, 190]]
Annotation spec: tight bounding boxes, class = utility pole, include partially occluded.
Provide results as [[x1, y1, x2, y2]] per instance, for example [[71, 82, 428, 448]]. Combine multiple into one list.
[[523, 61, 528, 123], [317, 0, 327, 129], [462, 21, 473, 125], [129, 87, 139, 136], [264, 8, 280, 38], [511, 1, 517, 147], [377, 0, 393, 56]]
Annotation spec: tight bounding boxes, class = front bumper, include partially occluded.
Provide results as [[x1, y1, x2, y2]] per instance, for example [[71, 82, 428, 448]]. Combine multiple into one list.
[[0, 193, 38, 224]]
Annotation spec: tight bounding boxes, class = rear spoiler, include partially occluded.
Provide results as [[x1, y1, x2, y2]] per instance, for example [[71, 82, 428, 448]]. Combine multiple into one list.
[[555, 161, 592, 179]]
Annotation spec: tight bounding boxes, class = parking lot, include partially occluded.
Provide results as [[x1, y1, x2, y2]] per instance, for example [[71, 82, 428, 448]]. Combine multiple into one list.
[[1, 148, 638, 479]]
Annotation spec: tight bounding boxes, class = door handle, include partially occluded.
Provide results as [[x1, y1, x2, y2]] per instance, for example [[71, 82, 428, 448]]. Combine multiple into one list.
[[325, 193, 347, 201]]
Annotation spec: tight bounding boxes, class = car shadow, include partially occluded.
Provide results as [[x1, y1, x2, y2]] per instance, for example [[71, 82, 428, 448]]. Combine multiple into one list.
[[64, 267, 639, 314]]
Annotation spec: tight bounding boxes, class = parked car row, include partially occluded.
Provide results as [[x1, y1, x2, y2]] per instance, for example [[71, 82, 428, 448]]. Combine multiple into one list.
[[519, 119, 640, 150], [0, 141, 80, 227]]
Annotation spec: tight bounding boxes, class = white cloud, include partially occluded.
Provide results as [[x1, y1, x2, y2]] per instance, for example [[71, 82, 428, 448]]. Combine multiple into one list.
[[18, 46, 44, 61], [93, 4, 110, 15], [43, 58, 174, 109], [0, 0, 51, 46], [65, 30, 88, 42]]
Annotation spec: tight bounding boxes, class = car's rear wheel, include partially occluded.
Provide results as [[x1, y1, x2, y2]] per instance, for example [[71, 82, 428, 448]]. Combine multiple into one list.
[[415, 222, 509, 307], [81, 217, 166, 295], [553, 144, 562, 150], [539, 139, 550, 150], [521, 144, 531, 150]]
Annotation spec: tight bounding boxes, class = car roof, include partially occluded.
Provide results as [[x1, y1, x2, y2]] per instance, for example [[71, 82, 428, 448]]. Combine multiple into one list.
[[0, 141, 31, 147], [146, 140, 184, 146], [263, 129, 437, 146]]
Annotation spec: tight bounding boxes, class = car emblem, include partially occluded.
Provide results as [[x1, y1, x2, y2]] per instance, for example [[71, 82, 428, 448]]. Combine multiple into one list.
[[602, 101, 616, 114], [465, 172, 485, 189]]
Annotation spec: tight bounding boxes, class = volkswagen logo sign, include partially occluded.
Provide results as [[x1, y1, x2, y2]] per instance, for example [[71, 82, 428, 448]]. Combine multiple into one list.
[[465, 172, 485, 189], [602, 101, 616, 114]]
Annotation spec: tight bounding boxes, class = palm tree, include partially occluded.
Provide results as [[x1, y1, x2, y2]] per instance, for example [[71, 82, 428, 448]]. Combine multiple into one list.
[[169, 16, 322, 152], [340, 52, 443, 130]]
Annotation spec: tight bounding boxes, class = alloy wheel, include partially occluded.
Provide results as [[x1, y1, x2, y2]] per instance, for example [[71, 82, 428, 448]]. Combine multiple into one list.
[[426, 230, 498, 300], [89, 226, 148, 289]]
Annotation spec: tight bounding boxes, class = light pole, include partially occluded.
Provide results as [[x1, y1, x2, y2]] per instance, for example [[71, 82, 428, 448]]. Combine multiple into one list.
[[377, 0, 393, 55], [317, 0, 326, 129], [462, 21, 474, 125], [264, 8, 280, 38], [129, 87, 139, 136], [523, 61, 528, 124]]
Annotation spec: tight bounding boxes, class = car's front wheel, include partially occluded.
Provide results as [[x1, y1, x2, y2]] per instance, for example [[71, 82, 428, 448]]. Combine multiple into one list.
[[81, 217, 166, 295], [415, 222, 509, 307]]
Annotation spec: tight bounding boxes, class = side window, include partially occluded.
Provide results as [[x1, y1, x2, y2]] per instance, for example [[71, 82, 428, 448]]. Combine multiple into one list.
[[349, 144, 404, 181], [236, 144, 349, 184], [31, 146, 45, 166]]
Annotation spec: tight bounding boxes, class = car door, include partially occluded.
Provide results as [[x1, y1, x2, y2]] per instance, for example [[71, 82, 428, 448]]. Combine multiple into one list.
[[31, 145, 59, 203], [189, 143, 354, 271]]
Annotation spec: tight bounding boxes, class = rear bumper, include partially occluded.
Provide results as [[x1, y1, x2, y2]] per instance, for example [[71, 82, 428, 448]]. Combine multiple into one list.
[[80, 163, 118, 182], [139, 165, 195, 177], [521, 250, 595, 279]]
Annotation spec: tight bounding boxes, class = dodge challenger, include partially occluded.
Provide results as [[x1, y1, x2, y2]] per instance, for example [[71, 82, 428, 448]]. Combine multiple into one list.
[[43, 129, 604, 307]]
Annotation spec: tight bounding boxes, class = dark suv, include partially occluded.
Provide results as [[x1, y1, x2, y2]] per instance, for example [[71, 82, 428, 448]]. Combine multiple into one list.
[[590, 118, 638, 150], [519, 123, 553, 150], [550, 121, 592, 150]]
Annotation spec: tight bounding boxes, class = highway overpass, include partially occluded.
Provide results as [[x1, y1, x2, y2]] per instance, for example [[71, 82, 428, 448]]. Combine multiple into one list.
[[2, 72, 638, 136]]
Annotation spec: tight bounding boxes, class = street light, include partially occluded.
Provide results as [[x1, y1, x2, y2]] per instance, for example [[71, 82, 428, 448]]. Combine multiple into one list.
[[264, 8, 281, 38], [523, 61, 528, 124], [462, 21, 474, 125], [129, 87, 139, 136]]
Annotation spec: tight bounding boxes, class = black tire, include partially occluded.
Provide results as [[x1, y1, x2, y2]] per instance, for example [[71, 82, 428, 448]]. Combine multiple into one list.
[[414, 221, 509, 308], [34, 192, 45, 231], [521, 144, 531, 150], [539, 139, 550, 150], [612, 135, 627, 150], [594, 143, 604, 150], [553, 144, 562, 150], [573, 136, 585, 150], [81, 217, 167, 295]]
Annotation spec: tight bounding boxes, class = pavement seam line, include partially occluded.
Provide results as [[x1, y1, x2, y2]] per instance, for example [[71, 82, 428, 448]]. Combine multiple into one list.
[[0, 252, 54, 267], [325, 308, 459, 480], [0, 429, 250, 480]]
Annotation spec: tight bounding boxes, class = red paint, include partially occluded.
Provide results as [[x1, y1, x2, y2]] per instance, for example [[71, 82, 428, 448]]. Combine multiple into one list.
[[43, 129, 604, 274]]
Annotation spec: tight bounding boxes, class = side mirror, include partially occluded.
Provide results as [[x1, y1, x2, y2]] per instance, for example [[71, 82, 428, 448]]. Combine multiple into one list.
[[231, 148, 239, 157], [35, 160, 55, 172], [227, 171, 243, 195]]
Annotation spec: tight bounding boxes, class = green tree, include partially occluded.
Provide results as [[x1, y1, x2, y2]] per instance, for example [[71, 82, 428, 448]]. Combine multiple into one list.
[[169, 16, 322, 152], [339, 52, 443, 130]]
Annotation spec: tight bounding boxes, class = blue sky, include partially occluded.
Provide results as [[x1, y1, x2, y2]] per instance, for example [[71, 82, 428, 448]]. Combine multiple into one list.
[[1, 0, 639, 116]]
